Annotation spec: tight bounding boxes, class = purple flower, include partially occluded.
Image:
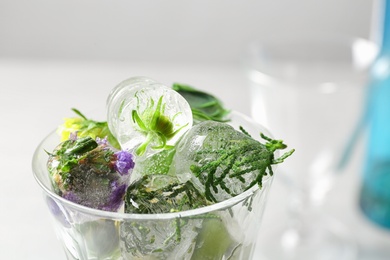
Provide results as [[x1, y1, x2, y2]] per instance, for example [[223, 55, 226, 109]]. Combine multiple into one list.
[[46, 197, 71, 228], [101, 181, 128, 212], [114, 150, 135, 176], [63, 191, 80, 204], [96, 136, 108, 146], [69, 132, 78, 141]]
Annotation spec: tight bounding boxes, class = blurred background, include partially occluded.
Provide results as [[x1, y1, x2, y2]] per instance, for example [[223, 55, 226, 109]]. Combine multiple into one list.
[[2, 0, 390, 260], [0, 0, 375, 64]]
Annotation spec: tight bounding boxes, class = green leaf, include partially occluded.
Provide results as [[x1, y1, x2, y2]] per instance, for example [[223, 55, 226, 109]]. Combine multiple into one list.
[[172, 83, 230, 123]]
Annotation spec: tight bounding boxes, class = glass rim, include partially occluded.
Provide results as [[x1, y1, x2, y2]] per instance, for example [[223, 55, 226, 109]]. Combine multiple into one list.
[[32, 110, 273, 220], [245, 31, 376, 49], [242, 33, 378, 88]]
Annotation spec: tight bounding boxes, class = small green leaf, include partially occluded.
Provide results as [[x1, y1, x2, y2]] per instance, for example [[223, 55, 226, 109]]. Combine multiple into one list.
[[172, 83, 230, 123]]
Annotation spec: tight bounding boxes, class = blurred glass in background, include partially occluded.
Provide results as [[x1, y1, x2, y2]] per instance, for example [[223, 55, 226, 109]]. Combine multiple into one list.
[[359, 0, 390, 229], [243, 31, 377, 260]]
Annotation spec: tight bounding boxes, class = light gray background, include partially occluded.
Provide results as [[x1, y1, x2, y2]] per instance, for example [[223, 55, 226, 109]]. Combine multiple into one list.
[[0, 0, 375, 63]]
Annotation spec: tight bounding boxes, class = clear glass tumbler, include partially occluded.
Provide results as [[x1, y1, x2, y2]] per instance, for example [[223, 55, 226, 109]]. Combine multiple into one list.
[[242, 33, 377, 260], [32, 111, 275, 260]]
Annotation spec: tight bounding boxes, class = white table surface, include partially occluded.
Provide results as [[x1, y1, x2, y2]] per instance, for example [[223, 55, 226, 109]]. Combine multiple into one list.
[[1, 59, 389, 260]]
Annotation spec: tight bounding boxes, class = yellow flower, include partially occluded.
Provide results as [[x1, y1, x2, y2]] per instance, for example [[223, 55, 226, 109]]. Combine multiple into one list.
[[57, 117, 84, 141], [56, 109, 120, 149]]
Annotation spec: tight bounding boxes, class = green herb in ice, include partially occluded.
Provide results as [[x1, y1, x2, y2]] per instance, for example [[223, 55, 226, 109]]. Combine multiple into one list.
[[187, 122, 294, 203], [122, 175, 220, 258], [47, 136, 100, 190], [57, 108, 120, 149], [124, 175, 210, 214], [172, 83, 230, 123], [131, 94, 188, 156], [122, 175, 208, 259]]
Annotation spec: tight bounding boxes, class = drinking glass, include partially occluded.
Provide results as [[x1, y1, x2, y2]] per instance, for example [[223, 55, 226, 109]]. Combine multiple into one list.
[[32, 111, 275, 260], [243, 33, 377, 259], [359, 0, 390, 230]]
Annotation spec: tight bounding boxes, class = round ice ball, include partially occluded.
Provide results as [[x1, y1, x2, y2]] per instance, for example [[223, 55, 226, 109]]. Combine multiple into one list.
[[171, 120, 270, 202], [106, 77, 193, 156]]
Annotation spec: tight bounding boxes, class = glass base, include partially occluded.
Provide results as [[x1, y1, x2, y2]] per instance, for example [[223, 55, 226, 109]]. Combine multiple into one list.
[[257, 219, 357, 260], [359, 175, 390, 229]]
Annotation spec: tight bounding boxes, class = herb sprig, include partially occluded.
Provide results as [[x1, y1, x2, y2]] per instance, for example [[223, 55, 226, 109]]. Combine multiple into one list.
[[124, 175, 210, 214], [188, 122, 294, 203]]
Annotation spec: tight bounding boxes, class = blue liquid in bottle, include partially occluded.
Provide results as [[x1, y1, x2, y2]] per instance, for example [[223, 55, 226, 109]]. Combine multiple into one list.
[[359, 0, 390, 228]]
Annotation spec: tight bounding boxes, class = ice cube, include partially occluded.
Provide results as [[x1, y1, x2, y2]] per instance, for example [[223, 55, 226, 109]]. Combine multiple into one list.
[[171, 120, 271, 202], [47, 136, 134, 212], [106, 77, 193, 157], [121, 175, 206, 259], [130, 148, 176, 182], [120, 217, 201, 260], [124, 175, 209, 214]]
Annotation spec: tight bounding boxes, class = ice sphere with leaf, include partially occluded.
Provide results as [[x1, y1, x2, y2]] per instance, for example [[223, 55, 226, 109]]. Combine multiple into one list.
[[171, 121, 294, 203], [106, 77, 193, 157]]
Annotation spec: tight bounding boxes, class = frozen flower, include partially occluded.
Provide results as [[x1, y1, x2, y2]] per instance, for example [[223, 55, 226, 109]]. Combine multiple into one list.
[[57, 118, 83, 141], [114, 150, 135, 176], [57, 108, 120, 149], [46, 197, 70, 228], [69, 132, 78, 141], [101, 181, 128, 212], [47, 136, 133, 212], [96, 136, 108, 146], [62, 191, 80, 204]]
